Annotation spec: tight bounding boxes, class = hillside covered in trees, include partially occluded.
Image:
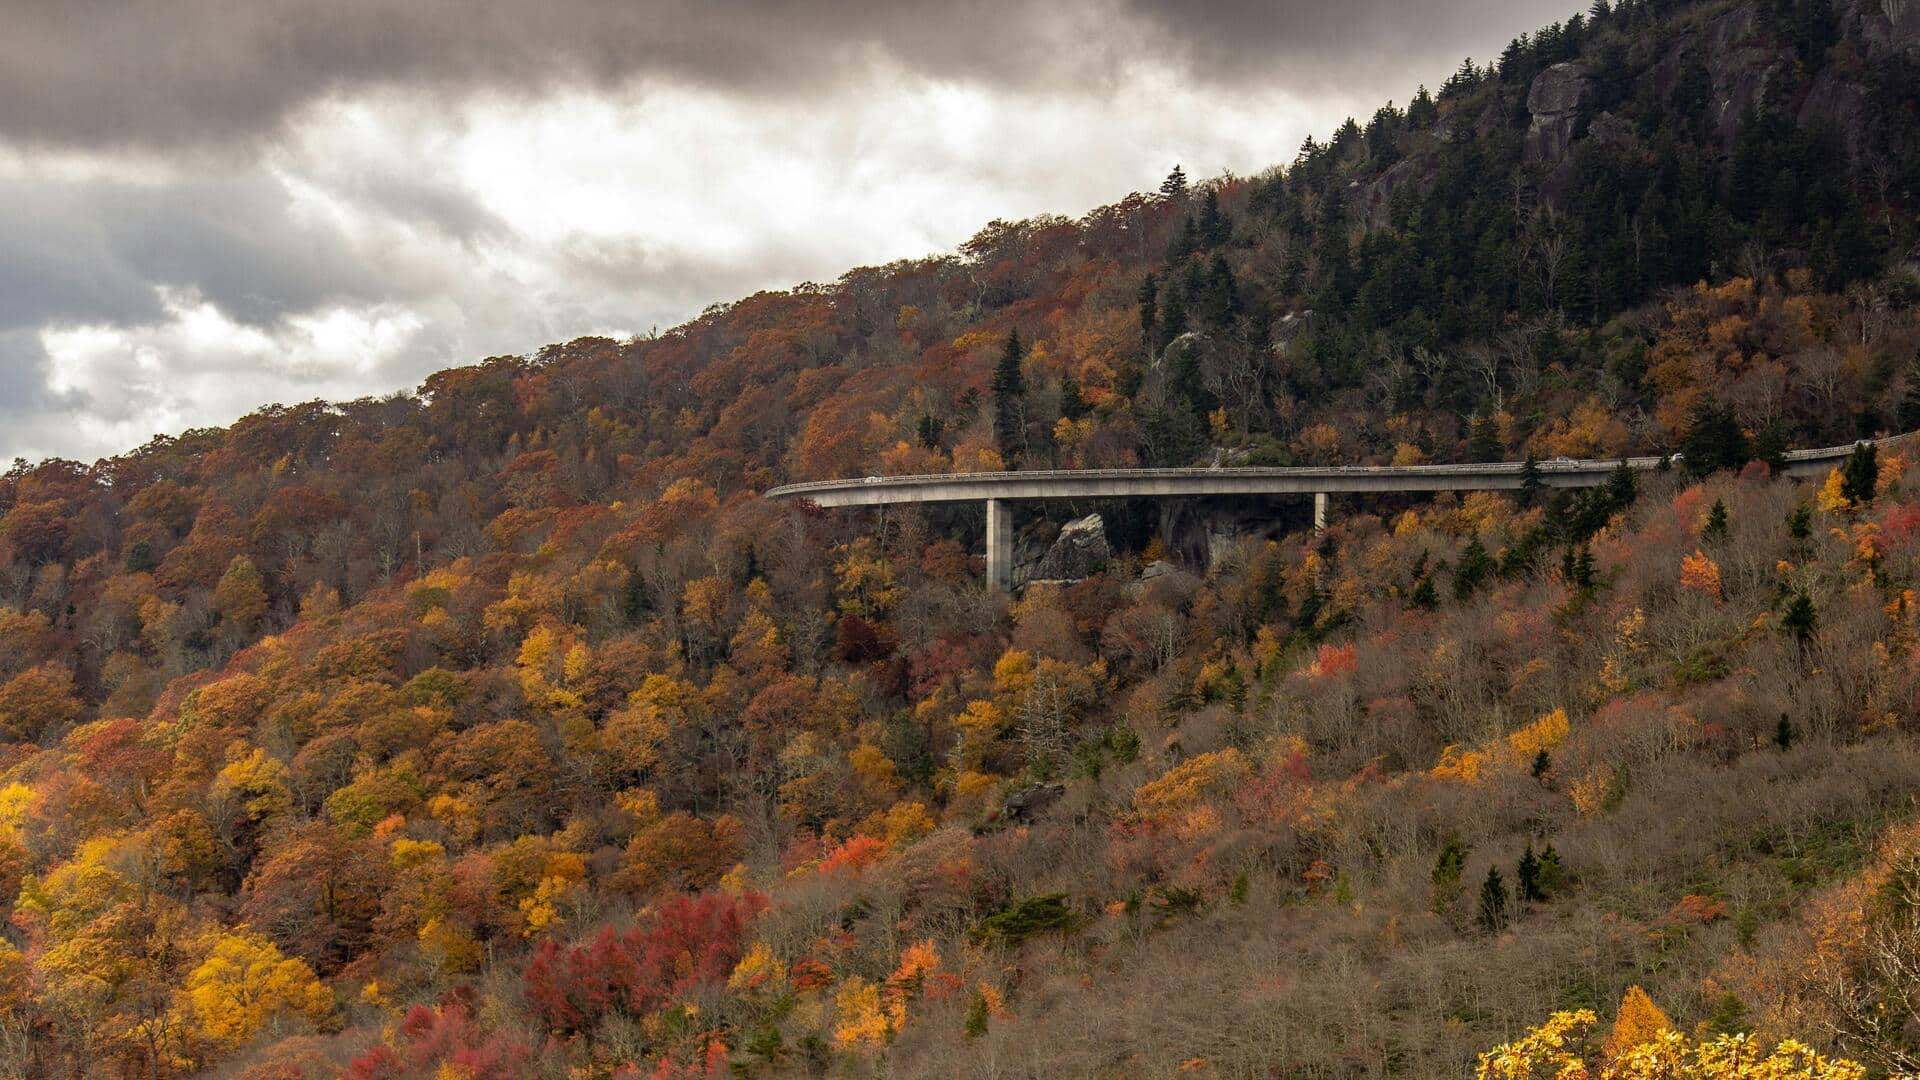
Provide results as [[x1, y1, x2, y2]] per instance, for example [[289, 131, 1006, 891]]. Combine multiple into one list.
[[3, 0, 1920, 1075]]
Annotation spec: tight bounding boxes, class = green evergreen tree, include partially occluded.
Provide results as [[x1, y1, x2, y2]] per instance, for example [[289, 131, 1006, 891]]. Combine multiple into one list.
[[1787, 503, 1812, 540], [1519, 455, 1543, 508], [1517, 844, 1545, 903], [1410, 575, 1439, 610], [964, 989, 990, 1038], [1201, 254, 1240, 329], [1841, 441, 1879, 506], [1478, 865, 1510, 931], [1160, 164, 1188, 199], [1058, 375, 1089, 421], [1137, 273, 1158, 348], [1753, 421, 1789, 472], [1155, 285, 1189, 355], [1702, 498, 1729, 542], [1680, 402, 1752, 476], [1453, 536, 1494, 599], [1706, 992, 1749, 1036], [1774, 712, 1795, 751], [1531, 748, 1551, 779], [623, 567, 652, 624], [1431, 834, 1468, 913], [1563, 544, 1595, 589], [1604, 459, 1638, 511], [1198, 188, 1232, 247], [1140, 401, 1206, 466], [1406, 85, 1437, 127], [1537, 845, 1566, 898], [1468, 414, 1502, 462], [1781, 592, 1817, 644], [124, 539, 157, 574], [916, 412, 944, 450], [992, 330, 1029, 463], [1294, 577, 1326, 637]]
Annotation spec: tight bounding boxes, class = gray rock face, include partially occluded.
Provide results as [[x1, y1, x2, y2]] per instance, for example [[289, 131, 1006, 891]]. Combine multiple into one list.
[[1863, 0, 1920, 51], [1704, 4, 1787, 142], [1706, 2, 1757, 55], [1585, 111, 1635, 149], [1798, 69, 1870, 153], [1031, 513, 1109, 582], [1525, 63, 1593, 163], [1355, 157, 1430, 229], [1002, 782, 1065, 824], [1207, 526, 1249, 573]]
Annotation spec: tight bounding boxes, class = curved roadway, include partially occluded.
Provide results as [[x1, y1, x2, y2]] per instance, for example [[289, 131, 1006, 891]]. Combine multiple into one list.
[[765, 435, 1901, 590], [764, 439, 1881, 508]]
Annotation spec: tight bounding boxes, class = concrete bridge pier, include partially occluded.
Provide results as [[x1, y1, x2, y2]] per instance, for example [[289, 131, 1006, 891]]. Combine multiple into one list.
[[986, 498, 1012, 592], [1313, 491, 1328, 531]]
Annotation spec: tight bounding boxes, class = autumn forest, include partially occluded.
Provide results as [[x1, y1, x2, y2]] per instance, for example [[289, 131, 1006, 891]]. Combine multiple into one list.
[[4, 0, 1920, 1076]]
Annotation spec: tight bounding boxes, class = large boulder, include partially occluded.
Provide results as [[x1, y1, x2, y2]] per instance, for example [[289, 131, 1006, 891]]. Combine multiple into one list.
[[1030, 513, 1110, 582], [1002, 782, 1065, 825], [1525, 62, 1593, 164]]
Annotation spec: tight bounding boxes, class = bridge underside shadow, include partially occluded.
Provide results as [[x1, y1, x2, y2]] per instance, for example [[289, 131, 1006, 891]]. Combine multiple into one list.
[[901, 491, 1387, 593], [768, 435, 1896, 592]]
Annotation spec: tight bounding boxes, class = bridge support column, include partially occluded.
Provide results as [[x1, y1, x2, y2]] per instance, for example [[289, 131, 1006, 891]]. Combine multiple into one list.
[[1313, 491, 1328, 531], [986, 498, 1012, 593]]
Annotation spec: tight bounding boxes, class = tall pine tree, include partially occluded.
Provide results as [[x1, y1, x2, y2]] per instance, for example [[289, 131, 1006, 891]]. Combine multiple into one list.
[[1468, 414, 1502, 462], [1841, 441, 1879, 506], [1478, 865, 1510, 931], [992, 330, 1029, 464]]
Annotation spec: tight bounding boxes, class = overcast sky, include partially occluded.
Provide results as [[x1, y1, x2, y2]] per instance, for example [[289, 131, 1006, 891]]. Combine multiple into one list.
[[0, 0, 1578, 465]]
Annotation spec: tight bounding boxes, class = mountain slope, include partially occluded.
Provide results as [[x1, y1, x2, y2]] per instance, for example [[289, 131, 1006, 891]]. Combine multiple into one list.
[[0, 0, 1919, 1075]]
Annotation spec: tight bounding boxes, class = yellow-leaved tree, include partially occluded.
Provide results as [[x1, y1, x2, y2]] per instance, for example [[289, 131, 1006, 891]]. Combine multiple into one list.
[[1603, 985, 1672, 1061], [1478, 1007, 1868, 1079], [183, 927, 332, 1051], [1680, 550, 1724, 601]]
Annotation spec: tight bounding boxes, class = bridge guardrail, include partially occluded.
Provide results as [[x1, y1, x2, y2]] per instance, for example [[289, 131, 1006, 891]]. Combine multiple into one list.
[[764, 433, 1898, 501]]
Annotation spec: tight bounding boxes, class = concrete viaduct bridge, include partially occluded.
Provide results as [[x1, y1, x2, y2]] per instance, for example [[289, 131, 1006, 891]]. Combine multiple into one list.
[[765, 439, 1885, 591]]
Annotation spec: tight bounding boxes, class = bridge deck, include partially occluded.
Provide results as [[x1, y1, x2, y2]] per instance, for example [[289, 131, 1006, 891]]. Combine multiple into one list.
[[763, 440, 1874, 508]]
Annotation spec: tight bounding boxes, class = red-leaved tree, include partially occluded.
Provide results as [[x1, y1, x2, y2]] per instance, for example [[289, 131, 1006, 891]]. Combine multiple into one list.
[[343, 999, 530, 1079], [522, 890, 767, 1036]]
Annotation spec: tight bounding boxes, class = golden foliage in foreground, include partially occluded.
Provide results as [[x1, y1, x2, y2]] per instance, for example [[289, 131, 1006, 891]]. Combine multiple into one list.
[[1477, 1008, 1877, 1080]]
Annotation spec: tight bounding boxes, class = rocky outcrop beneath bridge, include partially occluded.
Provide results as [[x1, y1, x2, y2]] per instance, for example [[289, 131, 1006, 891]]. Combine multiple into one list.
[[1021, 513, 1110, 587]]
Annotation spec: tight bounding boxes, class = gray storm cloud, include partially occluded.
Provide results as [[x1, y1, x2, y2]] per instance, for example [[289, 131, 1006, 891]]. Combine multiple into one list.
[[3, 0, 1579, 151], [0, 172, 429, 338], [0, 0, 1584, 464]]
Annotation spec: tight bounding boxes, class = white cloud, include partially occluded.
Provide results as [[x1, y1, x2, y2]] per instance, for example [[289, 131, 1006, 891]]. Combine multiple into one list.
[[5, 49, 1416, 463], [22, 292, 428, 463]]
